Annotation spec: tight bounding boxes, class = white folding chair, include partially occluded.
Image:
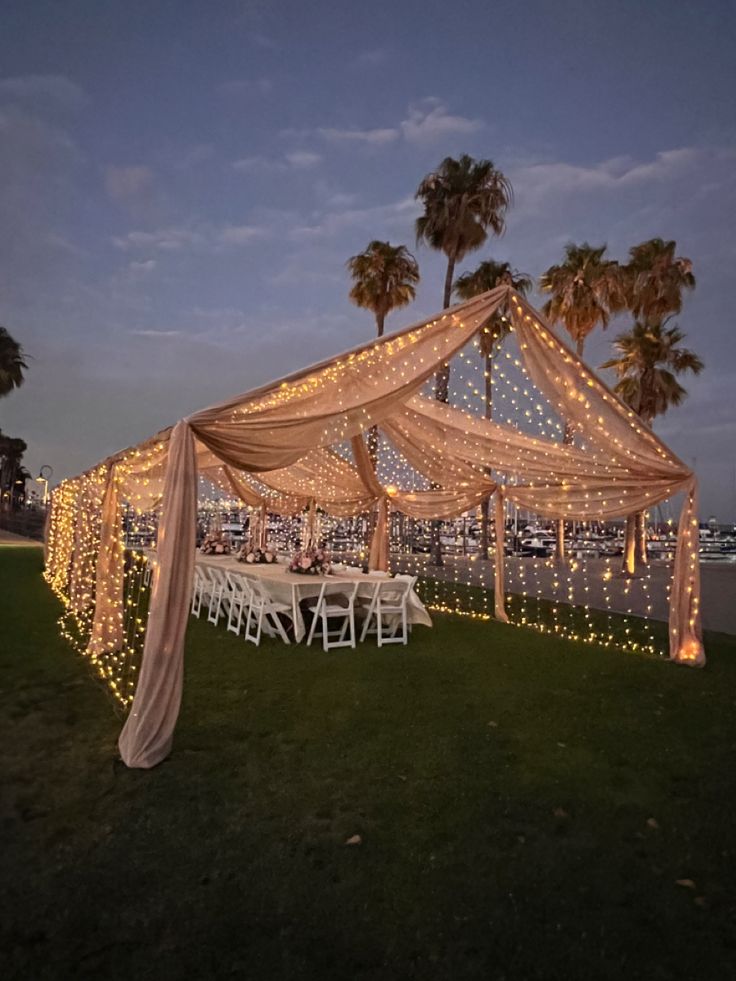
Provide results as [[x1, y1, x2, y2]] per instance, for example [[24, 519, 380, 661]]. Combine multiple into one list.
[[191, 566, 212, 618], [226, 573, 253, 636], [244, 577, 292, 646], [305, 581, 359, 651], [206, 566, 231, 625], [393, 574, 417, 634], [359, 578, 411, 646]]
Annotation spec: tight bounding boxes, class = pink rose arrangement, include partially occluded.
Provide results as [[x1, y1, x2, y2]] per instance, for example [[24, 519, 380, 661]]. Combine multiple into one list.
[[238, 546, 276, 565], [200, 533, 231, 556], [288, 547, 331, 575]]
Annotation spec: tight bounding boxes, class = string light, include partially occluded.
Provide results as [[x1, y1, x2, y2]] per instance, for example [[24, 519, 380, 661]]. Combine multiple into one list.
[[45, 291, 702, 713]]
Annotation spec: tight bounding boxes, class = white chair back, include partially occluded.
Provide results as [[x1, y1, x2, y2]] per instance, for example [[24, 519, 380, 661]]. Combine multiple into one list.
[[305, 580, 359, 651]]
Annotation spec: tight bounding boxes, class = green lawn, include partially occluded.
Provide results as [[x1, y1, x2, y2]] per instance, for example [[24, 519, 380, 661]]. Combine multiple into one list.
[[2, 546, 736, 981]]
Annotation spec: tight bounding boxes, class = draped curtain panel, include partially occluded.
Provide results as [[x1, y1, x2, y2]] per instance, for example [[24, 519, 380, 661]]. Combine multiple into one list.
[[45, 286, 705, 769]]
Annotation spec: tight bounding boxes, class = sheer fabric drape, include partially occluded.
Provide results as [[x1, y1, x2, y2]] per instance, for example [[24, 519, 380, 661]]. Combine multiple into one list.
[[46, 285, 705, 769]]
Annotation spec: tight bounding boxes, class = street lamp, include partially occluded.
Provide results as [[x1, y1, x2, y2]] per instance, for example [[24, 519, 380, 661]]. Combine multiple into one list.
[[36, 465, 53, 507]]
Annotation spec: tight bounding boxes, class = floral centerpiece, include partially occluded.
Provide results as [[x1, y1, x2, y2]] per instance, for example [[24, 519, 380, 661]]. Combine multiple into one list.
[[200, 532, 231, 555], [288, 546, 331, 575], [238, 545, 277, 565]]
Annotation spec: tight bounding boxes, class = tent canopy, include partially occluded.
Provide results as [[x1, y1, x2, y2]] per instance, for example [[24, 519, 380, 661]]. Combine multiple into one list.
[[45, 286, 704, 769]]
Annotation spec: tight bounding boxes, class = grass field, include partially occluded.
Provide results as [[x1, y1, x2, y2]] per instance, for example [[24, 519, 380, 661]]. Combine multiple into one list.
[[2, 545, 736, 980]]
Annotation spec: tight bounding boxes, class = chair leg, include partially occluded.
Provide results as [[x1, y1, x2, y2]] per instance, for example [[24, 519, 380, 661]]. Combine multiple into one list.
[[359, 608, 372, 642], [377, 608, 383, 648], [244, 602, 257, 644], [267, 611, 291, 644], [227, 594, 242, 634], [348, 609, 356, 648], [306, 602, 321, 647], [207, 585, 219, 624], [321, 608, 329, 652]]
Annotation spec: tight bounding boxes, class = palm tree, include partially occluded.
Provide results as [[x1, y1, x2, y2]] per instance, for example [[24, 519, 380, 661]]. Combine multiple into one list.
[[347, 240, 420, 338], [617, 238, 696, 568], [600, 323, 703, 423], [12, 465, 31, 508], [347, 240, 420, 464], [0, 432, 27, 511], [416, 154, 512, 566], [415, 154, 513, 402], [0, 327, 28, 397], [540, 243, 626, 562], [625, 238, 695, 326], [602, 322, 703, 572], [539, 243, 626, 357], [454, 261, 532, 560]]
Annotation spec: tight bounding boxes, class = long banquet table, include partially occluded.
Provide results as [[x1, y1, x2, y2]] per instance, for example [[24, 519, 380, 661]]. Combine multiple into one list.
[[199, 555, 432, 642], [141, 550, 432, 643]]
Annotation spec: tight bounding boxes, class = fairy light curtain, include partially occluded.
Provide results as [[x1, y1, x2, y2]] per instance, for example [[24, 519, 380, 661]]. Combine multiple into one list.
[[45, 286, 704, 771]]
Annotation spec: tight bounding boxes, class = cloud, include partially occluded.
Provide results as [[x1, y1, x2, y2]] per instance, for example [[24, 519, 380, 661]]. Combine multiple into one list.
[[104, 164, 155, 201], [318, 125, 399, 146], [232, 150, 322, 172], [315, 99, 483, 148], [129, 259, 157, 274], [231, 155, 268, 172], [218, 78, 272, 97], [288, 195, 419, 242], [113, 222, 267, 252], [284, 150, 322, 169], [217, 224, 265, 245], [509, 146, 736, 222], [0, 74, 86, 111], [0, 105, 82, 307], [44, 231, 86, 256], [130, 329, 183, 338], [113, 227, 204, 251], [399, 98, 484, 144]]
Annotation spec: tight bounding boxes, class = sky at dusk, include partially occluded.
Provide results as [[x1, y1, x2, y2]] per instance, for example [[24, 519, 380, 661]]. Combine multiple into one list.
[[1, 0, 735, 516]]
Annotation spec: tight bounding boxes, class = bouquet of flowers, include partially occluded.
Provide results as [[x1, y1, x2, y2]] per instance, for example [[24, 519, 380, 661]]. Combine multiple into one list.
[[238, 545, 277, 565], [288, 546, 331, 575], [200, 532, 231, 556]]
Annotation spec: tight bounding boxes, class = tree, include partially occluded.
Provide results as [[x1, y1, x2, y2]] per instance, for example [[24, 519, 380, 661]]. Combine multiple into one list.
[[415, 154, 513, 402], [454, 261, 532, 560], [602, 322, 703, 572], [540, 243, 626, 561], [347, 240, 420, 338], [539, 243, 626, 357], [347, 240, 420, 467], [0, 327, 28, 397], [600, 323, 704, 424], [625, 238, 695, 326], [416, 154, 512, 565], [616, 238, 697, 568], [0, 432, 28, 511]]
